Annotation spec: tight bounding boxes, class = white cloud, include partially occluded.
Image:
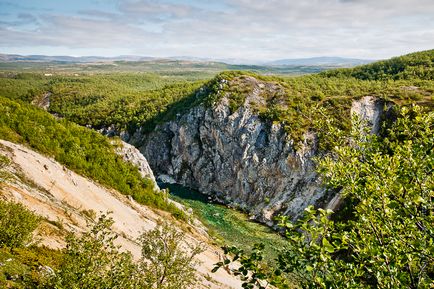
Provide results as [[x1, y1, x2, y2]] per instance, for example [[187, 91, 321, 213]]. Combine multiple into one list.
[[0, 0, 433, 60]]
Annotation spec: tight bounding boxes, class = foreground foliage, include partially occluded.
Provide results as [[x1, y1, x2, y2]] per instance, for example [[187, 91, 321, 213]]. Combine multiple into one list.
[[215, 106, 434, 288], [0, 199, 61, 288], [0, 203, 202, 289], [0, 200, 40, 249], [51, 215, 203, 289], [138, 222, 204, 289]]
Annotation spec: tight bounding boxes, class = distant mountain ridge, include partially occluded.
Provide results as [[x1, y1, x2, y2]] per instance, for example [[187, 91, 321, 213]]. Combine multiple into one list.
[[266, 56, 373, 66], [0, 54, 156, 63], [0, 53, 373, 67]]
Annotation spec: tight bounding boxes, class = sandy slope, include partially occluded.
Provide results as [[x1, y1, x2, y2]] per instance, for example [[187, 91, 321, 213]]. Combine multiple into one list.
[[0, 139, 242, 289]]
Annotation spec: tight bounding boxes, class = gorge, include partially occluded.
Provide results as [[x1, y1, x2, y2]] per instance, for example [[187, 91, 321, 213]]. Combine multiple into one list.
[[116, 76, 392, 225]]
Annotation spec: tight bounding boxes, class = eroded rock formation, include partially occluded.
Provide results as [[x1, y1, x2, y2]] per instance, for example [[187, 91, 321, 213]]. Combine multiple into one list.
[[125, 79, 391, 224]]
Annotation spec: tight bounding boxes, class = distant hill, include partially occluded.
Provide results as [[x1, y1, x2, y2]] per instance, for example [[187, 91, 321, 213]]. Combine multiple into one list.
[[0, 53, 371, 67], [321, 49, 434, 80], [0, 53, 156, 63], [266, 56, 373, 67]]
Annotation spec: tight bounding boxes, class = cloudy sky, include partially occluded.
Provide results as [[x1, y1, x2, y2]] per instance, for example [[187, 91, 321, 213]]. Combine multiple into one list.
[[0, 0, 433, 61]]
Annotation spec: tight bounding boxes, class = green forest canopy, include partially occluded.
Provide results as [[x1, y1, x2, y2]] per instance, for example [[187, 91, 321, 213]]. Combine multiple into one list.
[[0, 50, 432, 145]]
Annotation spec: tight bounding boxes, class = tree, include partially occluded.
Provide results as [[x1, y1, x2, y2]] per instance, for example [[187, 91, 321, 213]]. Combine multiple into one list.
[[49, 214, 203, 289], [50, 213, 139, 289], [214, 106, 434, 288], [138, 222, 204, 289], [0, 200, 40, 248]]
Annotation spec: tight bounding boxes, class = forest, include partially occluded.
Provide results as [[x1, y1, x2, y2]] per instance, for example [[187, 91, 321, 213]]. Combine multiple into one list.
[[0, 49, 433, 288], [0, 50, 432, 144]]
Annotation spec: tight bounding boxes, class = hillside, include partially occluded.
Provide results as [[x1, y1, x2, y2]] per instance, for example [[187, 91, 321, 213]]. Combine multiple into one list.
[[0, 96, 187, 218], [3, 50, 427, 143], [0, 50, 433, 288], [0, 139, 241, 288], [321, 49, 434, 80]]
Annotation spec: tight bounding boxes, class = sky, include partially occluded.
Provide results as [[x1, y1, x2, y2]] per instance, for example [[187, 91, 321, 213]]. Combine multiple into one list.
[[0, 0, 433, 61]]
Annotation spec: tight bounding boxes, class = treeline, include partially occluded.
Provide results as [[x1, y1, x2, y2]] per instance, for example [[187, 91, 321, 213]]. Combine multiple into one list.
[[0, 50, 432, 145], [49, 78, 205, 133], [0, 97, 185, 219], [0, 72, 207, 134], [320, 49, 434, 80]]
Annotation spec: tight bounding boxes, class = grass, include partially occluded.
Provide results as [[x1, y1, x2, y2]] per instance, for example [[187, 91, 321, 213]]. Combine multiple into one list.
[[161, 183, 287, 263]]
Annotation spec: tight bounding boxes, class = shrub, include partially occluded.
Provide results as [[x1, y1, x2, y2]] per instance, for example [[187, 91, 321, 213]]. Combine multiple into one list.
[[0, 200, 40, 248], [50, 214, 139, 289], [138, 222, 204, 289], [49, 214, 202, 289]]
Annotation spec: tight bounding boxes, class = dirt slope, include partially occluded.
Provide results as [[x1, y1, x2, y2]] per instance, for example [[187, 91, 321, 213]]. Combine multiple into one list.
[[0, 139, 242, 289]]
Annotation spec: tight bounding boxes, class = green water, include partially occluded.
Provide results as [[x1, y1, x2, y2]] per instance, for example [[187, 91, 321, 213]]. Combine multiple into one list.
[[161, 183, 287, 262]]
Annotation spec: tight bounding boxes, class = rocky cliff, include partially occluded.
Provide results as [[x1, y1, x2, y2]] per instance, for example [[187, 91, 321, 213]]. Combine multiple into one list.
[[113, 139, 158, 188], [126, 77, 391, 224]]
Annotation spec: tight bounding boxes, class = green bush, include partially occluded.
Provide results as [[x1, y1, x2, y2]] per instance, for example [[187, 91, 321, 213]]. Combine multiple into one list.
[[215, 106, 434, 288], [50, 214, 138, 289], [0, 200, 40, 248], [50, 214, 201, 289], [138, 222, 203, 289]]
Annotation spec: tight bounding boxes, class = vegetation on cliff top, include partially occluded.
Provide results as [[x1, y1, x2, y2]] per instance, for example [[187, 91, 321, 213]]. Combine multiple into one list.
[[205, 50, 433, 143], [0, 50, 432, 144]]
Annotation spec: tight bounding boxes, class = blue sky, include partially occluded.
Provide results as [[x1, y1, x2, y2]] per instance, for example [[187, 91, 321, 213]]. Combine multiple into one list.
[[0, 0, 433, 61]]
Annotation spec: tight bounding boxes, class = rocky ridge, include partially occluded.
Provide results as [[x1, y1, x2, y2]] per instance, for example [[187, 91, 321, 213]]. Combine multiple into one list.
[[125, 77, 391, 224]]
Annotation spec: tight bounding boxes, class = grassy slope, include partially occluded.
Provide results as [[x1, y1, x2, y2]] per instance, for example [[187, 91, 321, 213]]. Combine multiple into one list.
[[0, 97, 185, 219]]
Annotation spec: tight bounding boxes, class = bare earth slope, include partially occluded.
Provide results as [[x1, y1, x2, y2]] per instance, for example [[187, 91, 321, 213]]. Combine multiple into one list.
[[0, 139, 242, 289]]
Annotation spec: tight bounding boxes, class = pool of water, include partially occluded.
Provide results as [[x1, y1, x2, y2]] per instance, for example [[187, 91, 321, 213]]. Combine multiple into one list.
[[159, 182, 287, 262]]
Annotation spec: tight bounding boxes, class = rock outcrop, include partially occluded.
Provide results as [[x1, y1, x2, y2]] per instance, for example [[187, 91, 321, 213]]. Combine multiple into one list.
[[351, 95, 391, 134], [113, 140, 158, 188], [126, 78, 390, 224]]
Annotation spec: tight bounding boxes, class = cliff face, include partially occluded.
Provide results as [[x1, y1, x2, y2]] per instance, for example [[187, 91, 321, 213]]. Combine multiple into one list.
[[127, 79, 390, 224], [113, 140, 158, 189]]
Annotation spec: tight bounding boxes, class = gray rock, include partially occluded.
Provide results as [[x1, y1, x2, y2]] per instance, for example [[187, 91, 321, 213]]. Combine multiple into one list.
[[128, 80, 390, 224], [351, 96, 391, 134], [113, 140, 158, 189]]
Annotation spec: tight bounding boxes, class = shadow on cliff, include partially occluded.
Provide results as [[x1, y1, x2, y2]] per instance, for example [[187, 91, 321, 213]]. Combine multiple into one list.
[[130, 80, 216, 135]]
